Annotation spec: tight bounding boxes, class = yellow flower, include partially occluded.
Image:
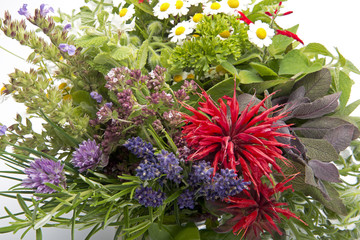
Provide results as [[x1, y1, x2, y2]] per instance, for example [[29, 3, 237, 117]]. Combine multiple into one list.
[[58, 82, 67, 90], [0, 86, 6, 95], [63, 94, 72, 101]]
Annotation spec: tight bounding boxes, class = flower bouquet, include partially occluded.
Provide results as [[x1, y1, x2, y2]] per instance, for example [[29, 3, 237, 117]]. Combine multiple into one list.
[[1, 0, 360, 239]]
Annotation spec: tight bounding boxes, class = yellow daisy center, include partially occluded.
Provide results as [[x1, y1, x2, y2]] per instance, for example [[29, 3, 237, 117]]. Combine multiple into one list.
[[175, 0, 184, 9], [256, 28, 267, 39], [0, 86, 6, 95], [186, 73, 195, 79], [58, 82, 67, 90], [193, 13, 203, 23], [210, 2, 221, 10], [219, 30, 231, 38], [174, 75, 183, 82], [119, 8, 128, 17], [192, 34, 200, 38], [227, 0, 239, 8], [160, 3, 170, 11], [63, 94, 72, 101], [175, 26, 185, 35]]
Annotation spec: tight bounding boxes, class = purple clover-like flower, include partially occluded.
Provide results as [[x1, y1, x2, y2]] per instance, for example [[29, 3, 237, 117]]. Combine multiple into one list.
[[63, 23, 72, 32], [22, 158, 66, 194], [134, 186, 166, 208], [59, 43, 76, 56], [39, 4, 54, 17], [156, 150, 183, 184], [178, 189, 195, 209], [0, 125, 7, 136], [90, 91, 103, 103], [72, 139, 103, 172], [18, 4, 30, 18]]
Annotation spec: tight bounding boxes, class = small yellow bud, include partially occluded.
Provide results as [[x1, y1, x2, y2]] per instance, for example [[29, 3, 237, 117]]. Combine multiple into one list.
[[63, 94, 72, 101]]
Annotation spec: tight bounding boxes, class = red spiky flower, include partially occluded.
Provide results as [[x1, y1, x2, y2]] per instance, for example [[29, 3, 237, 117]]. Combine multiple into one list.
[[223, 177, 304, 239], [181, 86, 291, 190]]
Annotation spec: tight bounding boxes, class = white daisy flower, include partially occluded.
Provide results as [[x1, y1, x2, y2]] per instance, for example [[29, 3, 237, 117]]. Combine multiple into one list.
[[172, 0, 191, 16], [222, 0, 251, 15], [154, 0, 176, 20], [168, 21, 193, 44], [203, 1, 230, 15], [187, 13, 204, 29], [117, 4, 135, 23], [247, 20, 275, 48], [189, 0, 208, 6], [173, 72, 188, 82]]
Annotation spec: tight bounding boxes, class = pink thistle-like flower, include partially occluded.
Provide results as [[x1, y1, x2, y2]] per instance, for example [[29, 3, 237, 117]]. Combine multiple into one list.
[[181, 87, 291, 190], [223, 177, 304, 239]]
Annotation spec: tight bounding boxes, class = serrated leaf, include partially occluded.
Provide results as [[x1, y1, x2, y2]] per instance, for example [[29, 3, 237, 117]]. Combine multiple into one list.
[[75, 35, 108, 48], [279, 49, 323, 75], [299, 137, 339, 162], [111, 46, 134, 61], [303, 43, 333, 57], [293, 68, 332, 101], [136, 39, 149, 69], [249, 62, 278, 77]]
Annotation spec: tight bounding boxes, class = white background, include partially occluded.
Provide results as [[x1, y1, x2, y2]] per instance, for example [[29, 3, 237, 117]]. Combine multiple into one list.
[[0, 0, 360, 239]]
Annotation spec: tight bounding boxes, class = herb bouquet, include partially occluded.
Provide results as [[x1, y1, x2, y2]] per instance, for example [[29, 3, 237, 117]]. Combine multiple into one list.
[[1, 0, 360, 239]]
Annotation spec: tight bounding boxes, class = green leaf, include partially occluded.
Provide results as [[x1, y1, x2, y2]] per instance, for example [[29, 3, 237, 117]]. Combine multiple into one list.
[[111, 46, 134, 61], [75, 35, 108, 48], [206, 78, 235, 101], [298, 137, 339, 162], [340, 99, 360, 116], [268, 25, 299, 56], [338, 70, 354, 110], [34, 214, 52, 230], [303, 43, 333, 57], [174, 223, 200, 240], [71, 90, 93, 105], [234, 53, 261, 65], [200, 230, 239, 240], [148, 223, 182, 240], [249, 62, 278, 77], [36, 228, 42, 240], [17, 194, 31, 218], [97, 10, 109, 28], [220, 61, 238, 77], [279, 50, 323, 75], [136, 39, 149, 69], [241, 79, 289, 94], [164, 190, 182, 205], [335, 47, 346, 67], [344, 59, 360, 74], [238, 70, 263, 84]]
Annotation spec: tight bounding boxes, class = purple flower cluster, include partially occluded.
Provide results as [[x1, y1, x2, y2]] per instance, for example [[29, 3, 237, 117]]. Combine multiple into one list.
[[90, 91, 103, 103], [59, 43, 76, 56], [39, 4, 54, 17], [156, 150, 183, 184], [163, 110, 182, 126], [123, 137, 155, 160], [178, 189, 195, 209], [147, 66, 166, 91], [116, 89, 133, 116], [72, 139, 103, 172], [22, 158, 66, 194], [18, 4, 30, 18], [105, 67, 131, 91], [134, 186, 166, 207], [188, 162, 249, 200], [0, 125, 7, 136], [123, 137, 183, 183]]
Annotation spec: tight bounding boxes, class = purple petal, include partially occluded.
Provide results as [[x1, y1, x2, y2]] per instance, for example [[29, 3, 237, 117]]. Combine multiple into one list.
[[0, 125, 7, 135], [67, 45, 76, 56], [63, 23, 72, 31], [18, 4, 30, 18], [59, 43, 69, 52], [40, 4, 54, 17]]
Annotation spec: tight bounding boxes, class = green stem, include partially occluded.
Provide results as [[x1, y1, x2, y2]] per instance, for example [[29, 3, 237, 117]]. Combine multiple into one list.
[[0, 45, 26, 60]]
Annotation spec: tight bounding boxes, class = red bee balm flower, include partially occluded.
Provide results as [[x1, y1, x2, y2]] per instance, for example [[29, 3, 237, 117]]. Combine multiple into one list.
[[223, 178, 303, 239], [181, 88, 291, 189]]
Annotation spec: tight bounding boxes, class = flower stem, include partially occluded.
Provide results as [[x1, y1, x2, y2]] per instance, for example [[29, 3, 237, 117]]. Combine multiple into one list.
[[0, 45, 26, 61]]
